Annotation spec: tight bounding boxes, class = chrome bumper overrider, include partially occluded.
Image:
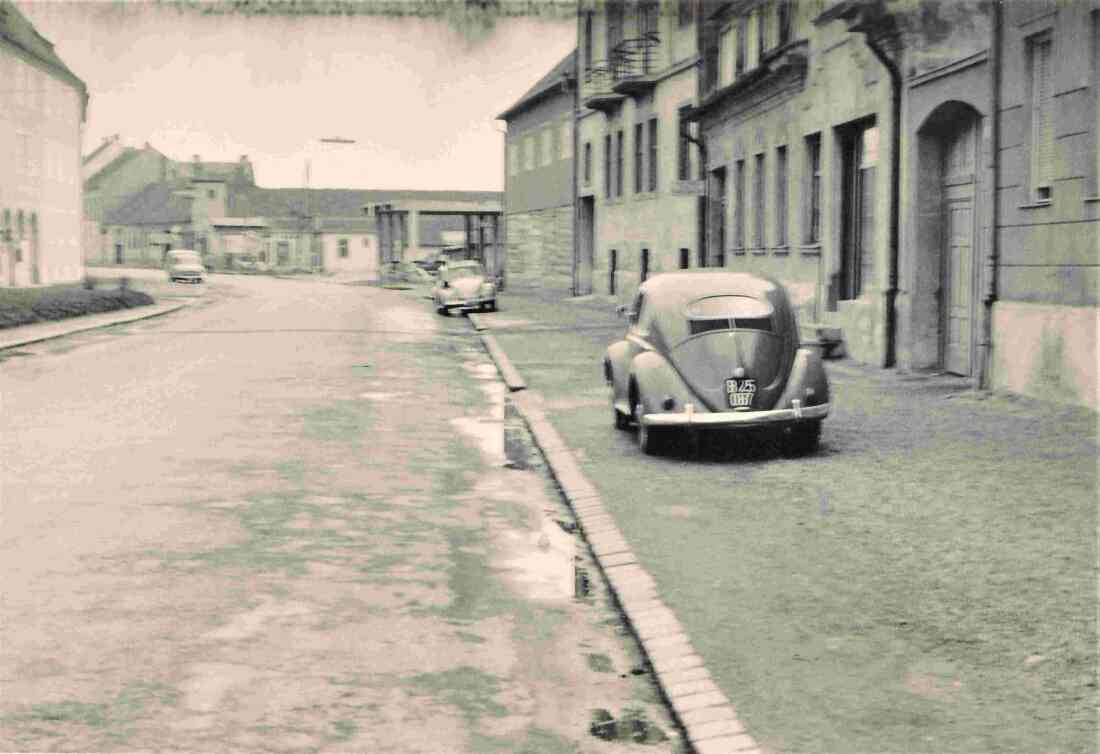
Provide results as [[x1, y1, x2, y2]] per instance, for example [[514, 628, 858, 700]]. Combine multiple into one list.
[[642, 400, 830, 428]]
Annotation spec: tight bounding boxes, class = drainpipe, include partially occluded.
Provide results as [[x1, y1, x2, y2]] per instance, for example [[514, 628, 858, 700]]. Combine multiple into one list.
[[979, 0, 1003, 390], [862, 31, 902, 368]]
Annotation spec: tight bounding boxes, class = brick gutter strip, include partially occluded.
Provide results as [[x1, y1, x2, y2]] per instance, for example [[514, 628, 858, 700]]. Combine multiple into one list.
[[474, 325, 761, 754], [0, 301, 188, 352]]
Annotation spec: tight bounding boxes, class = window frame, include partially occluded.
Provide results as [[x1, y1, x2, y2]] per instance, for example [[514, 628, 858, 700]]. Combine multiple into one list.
[[677, 106, 692, 181], [775, 145, 788, 247], [1026, 29, 1055, 204], [805, 133, 822, 244], [734, 159, 746, 251], [615, 129, 625, 198], [604, 134, 613, 198], [634, 122, 645, 194], [648, 118, 659, 192], [753, 153, 766, 250], [584, 141, 592, 185]]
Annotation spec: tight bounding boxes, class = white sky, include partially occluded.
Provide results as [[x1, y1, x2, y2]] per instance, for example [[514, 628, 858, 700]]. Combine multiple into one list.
[[18, 0, 575, 190]]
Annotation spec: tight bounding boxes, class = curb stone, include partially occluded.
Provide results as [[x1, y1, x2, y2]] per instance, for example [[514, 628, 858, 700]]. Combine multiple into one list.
[[0, 301, 189, 351], [468, 312, 757, 754]]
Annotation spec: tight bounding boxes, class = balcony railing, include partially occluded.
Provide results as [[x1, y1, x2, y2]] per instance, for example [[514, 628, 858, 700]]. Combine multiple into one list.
[[582, 61, 625, 112], [612, 33, 661, 95]]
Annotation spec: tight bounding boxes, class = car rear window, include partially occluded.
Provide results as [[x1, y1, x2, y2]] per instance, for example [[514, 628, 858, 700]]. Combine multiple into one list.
[[686, 295, 773, 335]]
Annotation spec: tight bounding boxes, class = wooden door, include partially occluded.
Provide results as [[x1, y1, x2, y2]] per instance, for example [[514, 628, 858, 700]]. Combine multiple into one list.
[[941, 120, 977, 376]]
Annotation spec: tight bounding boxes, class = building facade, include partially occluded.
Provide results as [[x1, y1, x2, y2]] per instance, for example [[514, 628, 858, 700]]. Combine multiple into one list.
[[575, 0, 705, 299], [0, 0, 87, 287], [694, 0, 1098, 409], [498, 50, 576, 293]]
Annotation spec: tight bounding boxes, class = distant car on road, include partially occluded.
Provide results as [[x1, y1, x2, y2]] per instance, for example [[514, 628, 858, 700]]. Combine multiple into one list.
[[431, 260, 497, 315], [604, 271, 830, 456], [164, 250, 205, 284]]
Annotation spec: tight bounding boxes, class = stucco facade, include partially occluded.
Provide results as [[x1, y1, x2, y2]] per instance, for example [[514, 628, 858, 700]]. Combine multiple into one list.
[[0, 0, 87, 287], [575, 0, 704, 301]]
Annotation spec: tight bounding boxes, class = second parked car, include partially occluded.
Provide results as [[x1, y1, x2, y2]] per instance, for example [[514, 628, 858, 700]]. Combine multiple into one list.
[[432, 260, 497, 314]]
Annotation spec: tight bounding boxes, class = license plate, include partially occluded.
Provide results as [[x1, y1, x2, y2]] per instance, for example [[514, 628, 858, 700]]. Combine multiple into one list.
[[725, 378, 756, 408]]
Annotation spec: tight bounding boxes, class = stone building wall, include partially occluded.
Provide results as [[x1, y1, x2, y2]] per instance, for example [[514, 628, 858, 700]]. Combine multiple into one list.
[[505, 205, 573, 293]]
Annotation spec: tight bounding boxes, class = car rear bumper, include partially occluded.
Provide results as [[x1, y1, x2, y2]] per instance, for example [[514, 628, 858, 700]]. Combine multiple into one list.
[[444, 297, 494, 309], [641, 400, 829, 428]]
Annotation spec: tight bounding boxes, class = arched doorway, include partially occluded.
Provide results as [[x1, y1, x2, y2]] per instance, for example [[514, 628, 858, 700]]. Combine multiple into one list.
[[915, 102, 983, 376]]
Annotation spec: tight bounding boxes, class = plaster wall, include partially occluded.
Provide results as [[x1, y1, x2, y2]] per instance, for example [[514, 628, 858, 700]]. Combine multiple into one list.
[[505, 205, 573, 293]]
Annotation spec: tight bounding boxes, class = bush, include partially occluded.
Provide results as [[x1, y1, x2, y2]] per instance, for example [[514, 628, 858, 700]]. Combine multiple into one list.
[[0, 286, 154, 330]]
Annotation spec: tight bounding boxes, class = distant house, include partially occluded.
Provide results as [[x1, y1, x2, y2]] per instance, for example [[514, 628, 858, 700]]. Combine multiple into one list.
[[0, 0, 88, 286], [497, 49, 576, 293]]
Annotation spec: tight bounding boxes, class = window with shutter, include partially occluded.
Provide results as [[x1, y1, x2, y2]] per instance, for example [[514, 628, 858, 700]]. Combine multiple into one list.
[[635, 123, 645, 194], [1028, 32, 1054, 202], [775, 145, 788, 247], [754, 153, 766, 249], [648, 118, 658, 192]]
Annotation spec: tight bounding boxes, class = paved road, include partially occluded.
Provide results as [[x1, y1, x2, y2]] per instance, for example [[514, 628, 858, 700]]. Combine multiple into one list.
[[481, 285, 1098, 754], [0, 275, 676, 752]]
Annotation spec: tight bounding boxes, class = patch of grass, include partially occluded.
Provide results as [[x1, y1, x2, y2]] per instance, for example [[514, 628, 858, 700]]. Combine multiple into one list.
[[4, 680, 179, 743], [301, 401, 374, 443], [331, 718, 357, 741], [455, 630, 487, 644], [585, 652, 615, 673], [470, 726, 583, 754], [0, 284, 154, 329], [406, 667, 508, 723], [13, 701, 109, 727]]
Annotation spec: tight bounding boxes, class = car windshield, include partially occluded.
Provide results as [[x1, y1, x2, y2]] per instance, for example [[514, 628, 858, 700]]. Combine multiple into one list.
[[443, 262, 484, 281], [170, 252, 201, 265], [685, 295, 774, 334]]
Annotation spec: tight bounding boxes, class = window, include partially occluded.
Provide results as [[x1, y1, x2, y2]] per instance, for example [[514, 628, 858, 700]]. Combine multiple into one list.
[[775, 145, 788, 246], [635, 123, 645, 194], [734, 159, 745, 250], [508, 142, 518, 176], [805, 133, 822, 243], [338, 239, 349, 258], [616, 130, 624, 197], [1027, 31, 1054, 202], [584, 142, 592, 185], [207, 189, 216, 199], [757, 5, 766, 60], [678, 0, 693, 27], [277, 240, 290, 264], [584, 12, 593, 72], [678, 107, 692, 181], [561, 119, 572, 161], [605, 134, 613, 198], [679, 248, 691, 269], [542, 127, 553, 167], [524, 134, 535, 171], [648, 118, 658, 192], [746, 11, 758, 70], [777, 0, 793, 46], [719, 24, 734, 87], [753, 153, 765, 249], [609, 248, 618, 294], [640, 248, 650, 282], [736, 17, 747, 75]]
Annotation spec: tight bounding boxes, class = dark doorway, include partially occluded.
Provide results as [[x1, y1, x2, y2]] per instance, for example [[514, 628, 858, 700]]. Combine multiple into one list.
[[577, 196, 595, 295], [679, 248, 690, 269], [709, 167, 726, 267], [838, 120, 877, 302], [640, 248, 650, 282], [115, 243, 123, 264]]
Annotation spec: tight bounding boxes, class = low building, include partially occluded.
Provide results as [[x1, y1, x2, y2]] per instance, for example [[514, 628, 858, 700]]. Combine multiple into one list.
[[0, 0, 88, 286], [498, 49, 576, 293]]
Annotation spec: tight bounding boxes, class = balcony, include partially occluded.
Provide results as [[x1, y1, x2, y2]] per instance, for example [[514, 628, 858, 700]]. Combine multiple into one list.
[[582, 61, 625, 113], [611, 33, 661, 96]]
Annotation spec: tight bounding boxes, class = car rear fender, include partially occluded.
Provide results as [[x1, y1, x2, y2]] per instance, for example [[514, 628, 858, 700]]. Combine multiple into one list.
[[605, 340, 632, 404], [630, 350, 698, 416], [775, 346, 830, 410]]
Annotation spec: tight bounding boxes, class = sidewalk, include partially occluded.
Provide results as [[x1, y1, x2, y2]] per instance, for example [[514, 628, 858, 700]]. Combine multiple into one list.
[[472, 283, 1098, 754], [0, 300, 188, 351]]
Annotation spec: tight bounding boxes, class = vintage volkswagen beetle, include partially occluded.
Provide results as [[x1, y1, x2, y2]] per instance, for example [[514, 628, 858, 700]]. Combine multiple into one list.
[[604, 271, 830, 455], [432, 260, 497, 315]]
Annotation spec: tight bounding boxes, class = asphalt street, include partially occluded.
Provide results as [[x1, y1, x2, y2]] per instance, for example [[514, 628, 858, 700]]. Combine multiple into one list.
[[0, 274, 676, 753]]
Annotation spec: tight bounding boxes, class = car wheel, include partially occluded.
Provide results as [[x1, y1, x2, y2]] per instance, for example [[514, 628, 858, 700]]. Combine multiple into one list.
[[613, 405, 630, 430], [782, 420, 822, 457], [487, 300, 497, 312]]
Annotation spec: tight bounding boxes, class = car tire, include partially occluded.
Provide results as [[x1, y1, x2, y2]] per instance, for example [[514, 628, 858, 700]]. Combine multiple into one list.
[[782, 420, 822, 457], [613, 405, 630, 430], [487, 300, 497, 312]]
